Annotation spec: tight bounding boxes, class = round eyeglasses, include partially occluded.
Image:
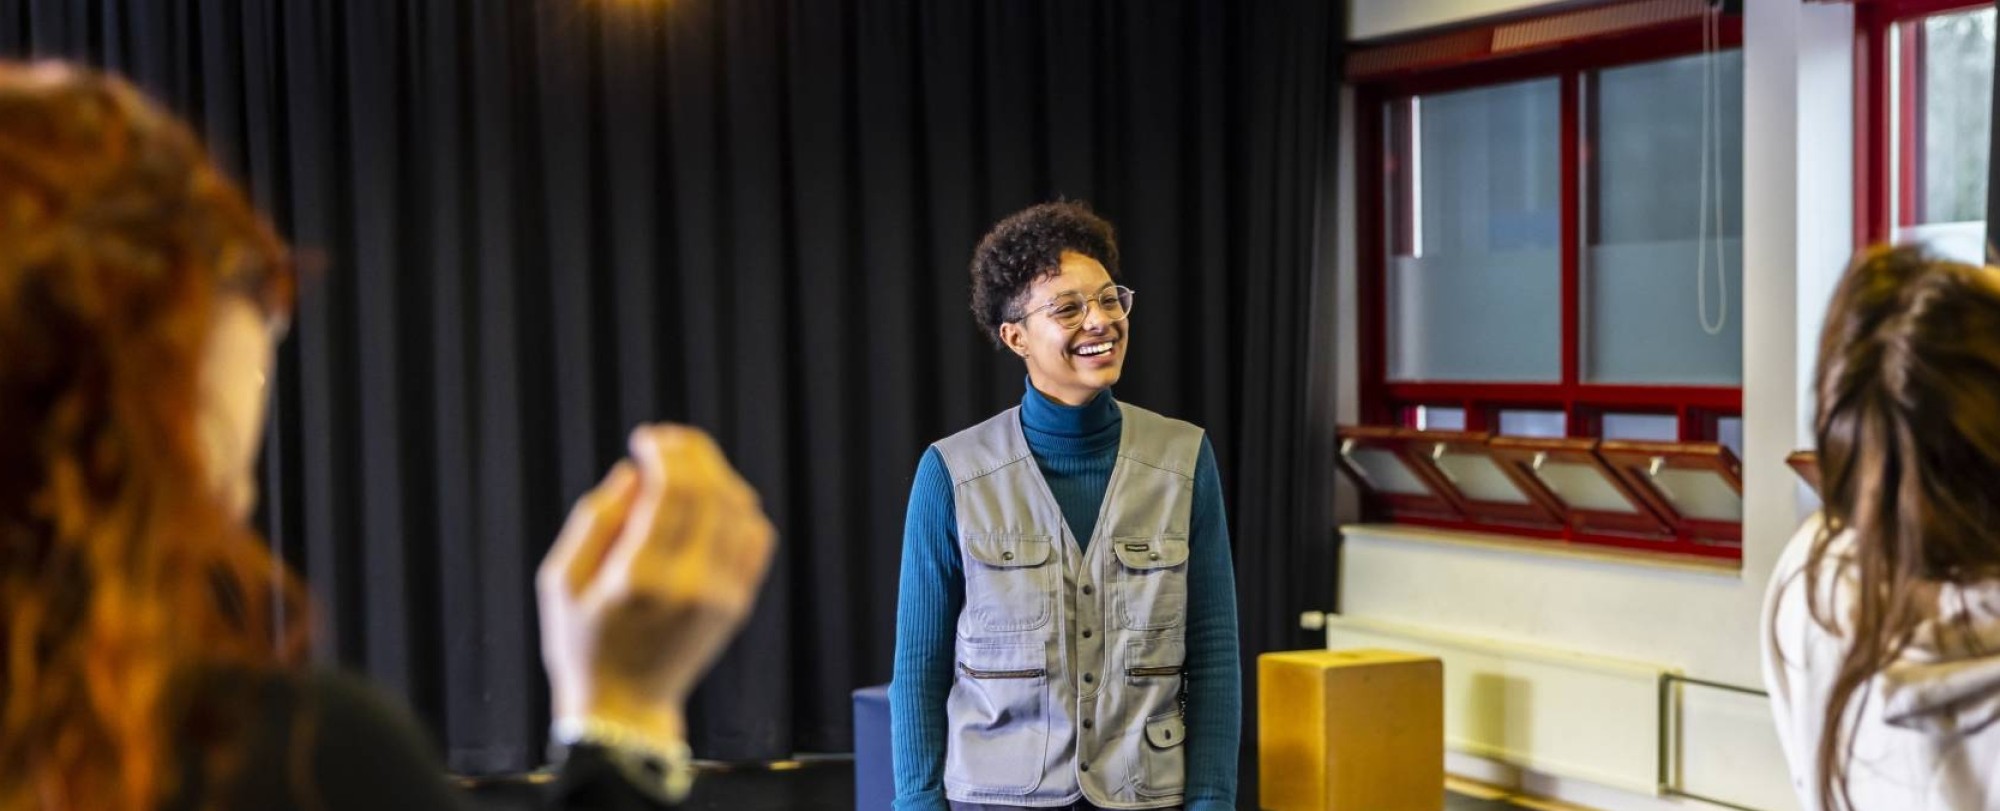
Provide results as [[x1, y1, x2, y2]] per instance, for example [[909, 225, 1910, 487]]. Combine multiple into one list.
[[1015, 285, 1135, 331]]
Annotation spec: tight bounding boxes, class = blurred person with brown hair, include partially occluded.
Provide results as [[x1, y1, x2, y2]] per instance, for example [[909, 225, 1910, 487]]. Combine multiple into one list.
[[1764, 245, 2000, 811], [0, 61, 774, 811]]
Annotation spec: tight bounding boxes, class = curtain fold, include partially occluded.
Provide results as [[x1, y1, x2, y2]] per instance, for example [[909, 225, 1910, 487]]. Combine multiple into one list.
[[2, 1, 1344, 793], [1225, 0, 1348, 797]]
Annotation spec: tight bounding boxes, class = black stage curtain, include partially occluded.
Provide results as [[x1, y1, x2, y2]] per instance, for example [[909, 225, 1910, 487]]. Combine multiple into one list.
[[1, 0, 1342, 792]]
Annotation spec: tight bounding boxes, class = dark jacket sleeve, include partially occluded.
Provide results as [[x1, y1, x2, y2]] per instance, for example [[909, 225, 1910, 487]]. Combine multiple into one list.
[[210, 668, 671, 811]]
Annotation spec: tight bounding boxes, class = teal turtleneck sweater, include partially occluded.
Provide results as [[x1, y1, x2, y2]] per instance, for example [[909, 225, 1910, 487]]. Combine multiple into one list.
[[889, 384, 1241, 811]]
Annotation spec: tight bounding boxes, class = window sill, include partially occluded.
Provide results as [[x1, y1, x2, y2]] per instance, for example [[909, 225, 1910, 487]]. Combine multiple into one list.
[[1340, 522, 1742, 577]]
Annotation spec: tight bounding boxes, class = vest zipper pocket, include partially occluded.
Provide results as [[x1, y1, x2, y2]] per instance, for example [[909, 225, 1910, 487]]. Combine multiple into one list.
[[1126, 665, 1184, 678], [959, 662, 1047, 679]]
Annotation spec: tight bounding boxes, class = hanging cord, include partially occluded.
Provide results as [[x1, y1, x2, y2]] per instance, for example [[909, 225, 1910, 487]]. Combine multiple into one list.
[[1697, 1, 1729, 336]]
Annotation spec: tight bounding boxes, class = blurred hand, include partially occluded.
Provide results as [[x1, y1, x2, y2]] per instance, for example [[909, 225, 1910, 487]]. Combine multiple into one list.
[[537, 424, 777, 746]]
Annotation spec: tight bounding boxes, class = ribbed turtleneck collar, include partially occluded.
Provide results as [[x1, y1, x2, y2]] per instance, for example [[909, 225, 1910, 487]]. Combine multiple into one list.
[[1020, 378, 1121, 453]]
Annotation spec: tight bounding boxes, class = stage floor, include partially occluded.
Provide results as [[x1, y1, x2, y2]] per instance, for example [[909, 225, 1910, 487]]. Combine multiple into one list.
[[468, 759, 1523, 811]]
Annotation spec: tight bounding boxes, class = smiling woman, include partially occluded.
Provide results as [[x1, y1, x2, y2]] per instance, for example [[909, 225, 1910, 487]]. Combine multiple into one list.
[[999, 254, 1135, 405], [889, 201, 1243, 811]]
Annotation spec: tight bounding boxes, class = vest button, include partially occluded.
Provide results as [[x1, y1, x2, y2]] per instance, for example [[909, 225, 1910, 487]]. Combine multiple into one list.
[[1083, 718, 1094, 729], [1082, 585, 1094, 596], [1080, 762, 1090, 773], [1082, 629, 1093, 638], [1002, 551, 1014, 561], [1150, 552, 1161, 560], [1083, 673, 1095, 684]]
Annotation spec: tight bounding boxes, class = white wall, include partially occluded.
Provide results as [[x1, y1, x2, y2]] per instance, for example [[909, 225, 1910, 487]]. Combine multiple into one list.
[[1350, 0, 1569, 42], [1332, 2, 1855, 809]]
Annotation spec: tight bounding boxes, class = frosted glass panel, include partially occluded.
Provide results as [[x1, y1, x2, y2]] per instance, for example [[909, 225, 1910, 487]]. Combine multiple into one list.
[[1586, 51, 1743, 385], [1649, 469, 1742, 522], [1347, 448, 1431, 496], [1718, 417, 1744, 460], [1499, 410, 1565, 438], [1435, 452, 1529, 504], [1389, 253, 1562, 381], [1388, 79, 1562, 382], [1584, 241, 1743, 384], [1534, 463, 1639, 513], [1416, 406, 1467, 431], [1602, 413, 1678, 442]]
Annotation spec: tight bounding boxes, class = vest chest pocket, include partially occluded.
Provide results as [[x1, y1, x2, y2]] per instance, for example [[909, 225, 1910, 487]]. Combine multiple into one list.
[[962, 533, 1055, 633], [1112, 534, 1190, 631]]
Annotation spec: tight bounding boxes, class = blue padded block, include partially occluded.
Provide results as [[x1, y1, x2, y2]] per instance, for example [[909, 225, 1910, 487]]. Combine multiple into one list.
[[853, 684, 893, 810]]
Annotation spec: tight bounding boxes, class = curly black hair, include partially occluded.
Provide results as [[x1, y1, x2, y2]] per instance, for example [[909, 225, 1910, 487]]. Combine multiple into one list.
[[968, 200, 1121, 348]]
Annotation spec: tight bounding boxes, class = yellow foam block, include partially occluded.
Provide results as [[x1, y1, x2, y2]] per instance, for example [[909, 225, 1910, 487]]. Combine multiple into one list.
[[1259, 648, 1443, 811]]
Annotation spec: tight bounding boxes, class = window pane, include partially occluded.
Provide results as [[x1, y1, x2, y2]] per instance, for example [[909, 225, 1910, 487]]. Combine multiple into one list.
[[1535, 463, 1641, 513], [1585, 51, 1744, 385], [1416, 406, 1467, 431], [1895, 8, 1995, 263], [1435, 451, 1531, 504], [1921, 9, 1995, 226], [1717, 417, 1744, 460], [1498, 409, 1566, 438], [1650, 469, 1742, 522], [1346, 447, 1433, 496], [1387, 79, 1563, 382], [1602, 413, 1679, 442]]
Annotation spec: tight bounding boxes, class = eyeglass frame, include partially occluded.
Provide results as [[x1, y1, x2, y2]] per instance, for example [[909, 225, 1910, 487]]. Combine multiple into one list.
[[1010, 285, 1136, 331]]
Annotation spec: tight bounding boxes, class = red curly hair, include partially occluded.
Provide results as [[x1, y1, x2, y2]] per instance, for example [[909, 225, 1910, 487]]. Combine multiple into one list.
[[0, 63, 310, 810]]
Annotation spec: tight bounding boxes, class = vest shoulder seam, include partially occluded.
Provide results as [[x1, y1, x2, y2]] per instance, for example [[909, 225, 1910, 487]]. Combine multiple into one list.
[[1115, 405, 1204, 479], [932, 407, 1031, 485], [946, 452, 1034, 487], [1115, 452, 1197, 481]]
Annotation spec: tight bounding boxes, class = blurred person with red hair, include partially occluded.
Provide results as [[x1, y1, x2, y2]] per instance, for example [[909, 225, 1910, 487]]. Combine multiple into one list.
[[0, 61, 774, 811]]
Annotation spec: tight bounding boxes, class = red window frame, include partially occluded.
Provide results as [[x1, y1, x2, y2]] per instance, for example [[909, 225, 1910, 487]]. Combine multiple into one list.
[[1336, 426, 1470, 521], [1487, 436, 1672, 541], [1349, 12, 1746, 560], [1854, 0, 1991, 248], [1596, 440, 1744, 548], [1338, 426, 1570, 530]]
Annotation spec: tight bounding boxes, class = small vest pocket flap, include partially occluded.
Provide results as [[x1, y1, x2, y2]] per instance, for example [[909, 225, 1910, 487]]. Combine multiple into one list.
[[964, 534, 1053, 568], [1145, 713, 1186, 749], [1113, 534, 1190, 570]]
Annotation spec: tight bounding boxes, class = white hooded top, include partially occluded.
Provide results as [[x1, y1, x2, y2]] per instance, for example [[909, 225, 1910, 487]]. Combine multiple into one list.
[[1763, 514, 2000, 811]]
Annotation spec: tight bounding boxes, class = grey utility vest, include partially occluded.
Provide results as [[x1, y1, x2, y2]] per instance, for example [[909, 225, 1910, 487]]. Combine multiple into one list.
[[932, 402, 1202, 809]]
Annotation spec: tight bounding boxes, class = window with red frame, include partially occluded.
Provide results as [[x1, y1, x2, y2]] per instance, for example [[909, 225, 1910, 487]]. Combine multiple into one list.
[[1345, 8, 1746, 561], [1857, 0, 1994, 260]]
